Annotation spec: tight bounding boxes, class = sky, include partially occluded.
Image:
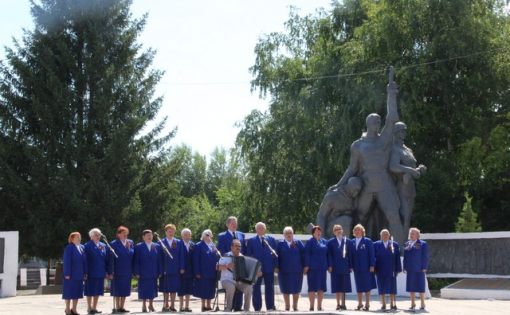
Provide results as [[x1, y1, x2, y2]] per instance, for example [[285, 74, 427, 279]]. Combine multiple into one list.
[[0, 0, 332, 156]]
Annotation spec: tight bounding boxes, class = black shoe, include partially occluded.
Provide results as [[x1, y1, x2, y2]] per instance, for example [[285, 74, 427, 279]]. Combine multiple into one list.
[[148, 305, 155, 312], [336, 305, 341, 311], [120, 309, 130, 313], [363, 305, 370, 311], [142, 306, 148, 313], [391, 305, 397, 310], [420, 306, 426, 311], [356, 304, 363, 311], [71, 311, 80, 315], [381, 305, 387, 311], [309, 307, 314, 311], [340, 305, 347, 310]]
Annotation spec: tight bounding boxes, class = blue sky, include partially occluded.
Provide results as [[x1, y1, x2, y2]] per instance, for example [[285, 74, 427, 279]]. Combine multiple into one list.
[[0, 0, 332, 156]]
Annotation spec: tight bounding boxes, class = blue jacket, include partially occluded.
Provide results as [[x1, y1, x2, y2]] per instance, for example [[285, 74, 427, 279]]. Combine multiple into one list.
[[276, 239, 304, 274], [193, 241, 220, 279], [374, 240, 402, 276], [133, 242, 161, 279], [159, 238, 186, 275], [217, 230, 246, 255], [403, 240, 429, 272], [182, 240, 195, 278], [63, 243, 87, 280], [110, 239, 134, 277], [304, 237, 328, 271], [352, 237, 375, 272], [246, 235, 278, 273], [327, 237, 354, 274], [84, 240, 111, 278]]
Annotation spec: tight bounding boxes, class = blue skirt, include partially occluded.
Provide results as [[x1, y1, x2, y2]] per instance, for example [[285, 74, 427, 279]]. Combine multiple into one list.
[[138, 278, 158, 299], [178, 276, 194, 296], [331, 273, 352, 293], [406, 271, 426, 293], [84, 277, 104, 296], [193, 278, 216, 300], [62, 279, 84, 299], [159, 274, 181, 293], [354, 271, 376, 293], [111, 275, 132, 297], [278, 272, 303, 294], [307, 269, 327, 292], [376, 274, 397, 294]]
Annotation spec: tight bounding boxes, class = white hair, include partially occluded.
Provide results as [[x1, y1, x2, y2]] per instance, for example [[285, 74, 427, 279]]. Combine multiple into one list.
[[380, 229, 390, 235], [255, 222, 266, 230], [181, 228, 191, 236], [201, 229, 213, 240], [408, 227, 421, 239], [283, 226, 294, 234], [88, 228, 102, 238]]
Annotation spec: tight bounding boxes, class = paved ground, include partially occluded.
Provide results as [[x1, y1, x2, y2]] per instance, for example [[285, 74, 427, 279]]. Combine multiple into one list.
[[0, 293, 507, 315]]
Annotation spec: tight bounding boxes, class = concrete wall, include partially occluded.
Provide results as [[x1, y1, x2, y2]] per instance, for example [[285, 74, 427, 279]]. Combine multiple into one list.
[[0, 231, 19, 298]]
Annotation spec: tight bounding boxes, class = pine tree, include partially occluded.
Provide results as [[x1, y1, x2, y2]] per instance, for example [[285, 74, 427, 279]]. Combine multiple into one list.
[[455, 192, 482, 232], [0, 0, 172, 258]]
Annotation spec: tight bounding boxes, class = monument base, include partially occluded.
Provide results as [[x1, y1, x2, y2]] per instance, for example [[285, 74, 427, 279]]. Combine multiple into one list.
[[441, 278, 510, 300]]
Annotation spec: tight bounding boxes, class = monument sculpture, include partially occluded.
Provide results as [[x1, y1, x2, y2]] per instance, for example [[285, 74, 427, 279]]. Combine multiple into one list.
[[316, 67, 425, 245]]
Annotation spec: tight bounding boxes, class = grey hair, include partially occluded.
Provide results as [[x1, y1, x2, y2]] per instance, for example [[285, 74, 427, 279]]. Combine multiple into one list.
[[283, 226, 294, 234], [201, 229, 213, 240], [88, 228, 102, 238], [255, 222, 266, 230], [181, 228, 192, 236]]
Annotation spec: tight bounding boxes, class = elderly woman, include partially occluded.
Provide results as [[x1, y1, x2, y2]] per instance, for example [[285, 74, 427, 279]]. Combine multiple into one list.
[[304, 225, 328, 311], [352, 224, 376, 311], [179, 228, 195, 312], [109, 226, 134, 313], [134, 229, 161, 313], [374, 229, 401, 311], [276, 226, 304, 311], [84, 228, 112, 314], [327, 224, 354, 311], [63, 232, 87, 315], [403, 227, 429, 311], [193, 229, 221, 312], [159, 224, 185, 312]]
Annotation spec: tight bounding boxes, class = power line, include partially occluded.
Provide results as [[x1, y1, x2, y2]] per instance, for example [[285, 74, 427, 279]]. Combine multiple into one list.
[[158, 47, 509, 87]]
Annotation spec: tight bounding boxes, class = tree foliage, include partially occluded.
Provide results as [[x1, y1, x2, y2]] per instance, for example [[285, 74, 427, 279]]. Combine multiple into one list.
[[238, 0, 510, 235], [455, 192, 482, 232], [0, 0, 173, 258]]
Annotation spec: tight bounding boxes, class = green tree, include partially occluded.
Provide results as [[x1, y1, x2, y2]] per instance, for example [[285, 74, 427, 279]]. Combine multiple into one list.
[[238, 0, 510, 235], [455, 192, 482, 232], [0, 0, 172, 258]]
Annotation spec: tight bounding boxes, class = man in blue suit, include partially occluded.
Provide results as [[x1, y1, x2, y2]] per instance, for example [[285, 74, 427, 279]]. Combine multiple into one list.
[[217, 216, 246, 311], [246, 222, 278, 311]]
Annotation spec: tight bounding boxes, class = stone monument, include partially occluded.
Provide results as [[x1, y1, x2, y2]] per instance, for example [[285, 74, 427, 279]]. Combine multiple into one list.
[[316, 67, 426, 245]]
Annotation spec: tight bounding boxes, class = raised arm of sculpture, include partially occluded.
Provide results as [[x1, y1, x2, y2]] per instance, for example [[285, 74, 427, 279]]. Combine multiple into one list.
[[379, 66, 399, 146]]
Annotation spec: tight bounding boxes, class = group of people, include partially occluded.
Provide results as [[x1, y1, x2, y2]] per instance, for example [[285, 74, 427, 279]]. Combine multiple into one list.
[[62, 216, 429, 314]]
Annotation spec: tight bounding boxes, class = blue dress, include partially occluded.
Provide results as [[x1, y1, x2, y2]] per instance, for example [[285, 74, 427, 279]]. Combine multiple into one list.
[[62, 244, 87, 299], [352, 237, 376, 293], [84, 241, 111, 296], [304, 237, 328, 292], [178, 241, 195, 296], [109, 239, 134, 297], [327, 237, 354, 293], [246, 235, 278, 311], [159, 238, 185, 293], [374, 240, 401, 294], [134, 242, 161, 299], [276, 240, 304, 294], [403, 240, 429, 293], [193, 241, 219, 300]]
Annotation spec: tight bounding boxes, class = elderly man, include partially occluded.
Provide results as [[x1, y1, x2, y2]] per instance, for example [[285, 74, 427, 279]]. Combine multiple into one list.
[[218, 239, 253, 312], [246, 222, 278, 311]]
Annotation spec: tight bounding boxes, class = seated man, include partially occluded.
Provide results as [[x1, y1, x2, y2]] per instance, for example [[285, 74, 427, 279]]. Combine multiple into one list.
[[218, 239, 253, 312]]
